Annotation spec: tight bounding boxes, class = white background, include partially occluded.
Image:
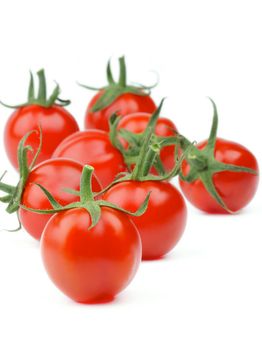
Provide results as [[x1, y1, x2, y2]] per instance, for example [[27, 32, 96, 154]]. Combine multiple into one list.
[[0, 1, 261, 349]]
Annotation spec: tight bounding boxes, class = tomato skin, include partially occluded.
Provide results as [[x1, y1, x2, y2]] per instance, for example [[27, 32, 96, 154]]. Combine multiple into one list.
[[52, 130, 126, 187], [4, 105, 79, 170], [103, 181, 187, 260], [41, 207, 141, 303], [179, 138, 259, 213], [118, 112, 178, 174], [85, 91, 156, 132], [19, 158, 101, 240]]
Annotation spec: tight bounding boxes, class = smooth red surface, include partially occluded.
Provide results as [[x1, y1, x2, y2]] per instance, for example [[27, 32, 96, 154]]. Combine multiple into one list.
[[118, 112, 178, 174], [103, 181, 187, 260], [179, 138, 259, 213], [85, 91, 156, 131], [19, 158, 101, 240], [52, 130, 126, 187], [4, 105, 79, 170], [41, 207, 141, 303]]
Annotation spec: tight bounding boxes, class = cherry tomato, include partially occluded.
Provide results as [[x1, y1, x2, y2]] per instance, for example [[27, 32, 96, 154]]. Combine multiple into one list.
[[118, 112, 178, 174], [103, 181, 187, 260], [20, 158, 101, 240], [41, 207, 141, 303], [179, 138, 259, 213], [52, 130, 126, 187], [4, 105, 79, 170], [85, 91, 156, 132]]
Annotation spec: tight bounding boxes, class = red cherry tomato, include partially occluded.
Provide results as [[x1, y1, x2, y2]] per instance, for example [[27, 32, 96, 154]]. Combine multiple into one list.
[[41, 207, 141, 303], [179, 138, 259, 213], [103, 181, 187, 260], [85, 91, 156, 132], [4, 105, 79, 170], [52, 130, 126, 187], [118, 112, 178, 174], [20, 158, 101, 240]]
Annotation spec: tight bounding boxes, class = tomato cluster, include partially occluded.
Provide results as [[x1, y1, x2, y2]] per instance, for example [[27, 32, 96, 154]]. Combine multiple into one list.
[[0, 59, 259, 304]]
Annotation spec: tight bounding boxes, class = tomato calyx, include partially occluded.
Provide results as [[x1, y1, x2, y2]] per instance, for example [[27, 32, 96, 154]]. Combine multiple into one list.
[[178, 98, 258, 213], [0, 69, 70, 109], [79, 56, 157, 112], [109, 99, 177, 175]]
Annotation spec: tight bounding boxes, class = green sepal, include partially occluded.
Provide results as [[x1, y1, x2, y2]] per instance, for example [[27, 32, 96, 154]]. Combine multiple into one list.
[[79, 56, 157, 112], [0, 69, 70, 109]]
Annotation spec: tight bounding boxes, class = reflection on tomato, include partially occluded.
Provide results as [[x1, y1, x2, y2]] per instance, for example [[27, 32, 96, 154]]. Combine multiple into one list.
[[53, 130, 126, 187]]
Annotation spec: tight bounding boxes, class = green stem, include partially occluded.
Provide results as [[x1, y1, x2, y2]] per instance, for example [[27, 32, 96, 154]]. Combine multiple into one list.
[[131, 127, 154, 180], [106, 60, 115, 84], [80, 166, 95, 203], [142, 144, 159, 176], [37, 69, 47, 102], [118, 56, 127, 87]]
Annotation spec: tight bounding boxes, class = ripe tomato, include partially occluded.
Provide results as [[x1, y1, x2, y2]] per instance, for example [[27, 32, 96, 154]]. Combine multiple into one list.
[[103, 180, 187, 260], [179, 138, 259, 213], [41, 207, 141, 303], [4, 105, 79, 170], [85, 91, 156, 132], [52, 130, 126, 187], [117, 112, 178, 174], [20, 158, 101, 240]]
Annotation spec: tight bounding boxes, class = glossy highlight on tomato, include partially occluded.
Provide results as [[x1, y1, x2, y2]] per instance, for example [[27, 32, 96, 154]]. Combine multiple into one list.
[[41, 207, 141, 303], [52, 130, 126, 187], [20, 158, 101, 240], [179, 138, 259, 213], [85, 91, 156, 132], [4, 105, 79, 170], [103, 180, 187, 260]]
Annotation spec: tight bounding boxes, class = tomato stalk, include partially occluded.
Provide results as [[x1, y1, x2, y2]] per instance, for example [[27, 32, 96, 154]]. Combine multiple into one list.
[[177, 98, 258, 212], [0, 69, 70, 108], [109, 99, 176, 175], [79, 56, 157, 112], [21, 165, 151, 229], [0, 129, 44, 230], [0, 128, 42, 211]]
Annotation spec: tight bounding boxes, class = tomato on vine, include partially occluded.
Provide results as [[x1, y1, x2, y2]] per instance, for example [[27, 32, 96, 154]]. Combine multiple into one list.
[[0, 131, 101, 239], [178, 99, 259, 213], [22, 166, 150, 303], [102, 103, 187, 260], [80, 57, 157, 131], [110, 108, 178, 175], [2, 70, 79, 170]]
